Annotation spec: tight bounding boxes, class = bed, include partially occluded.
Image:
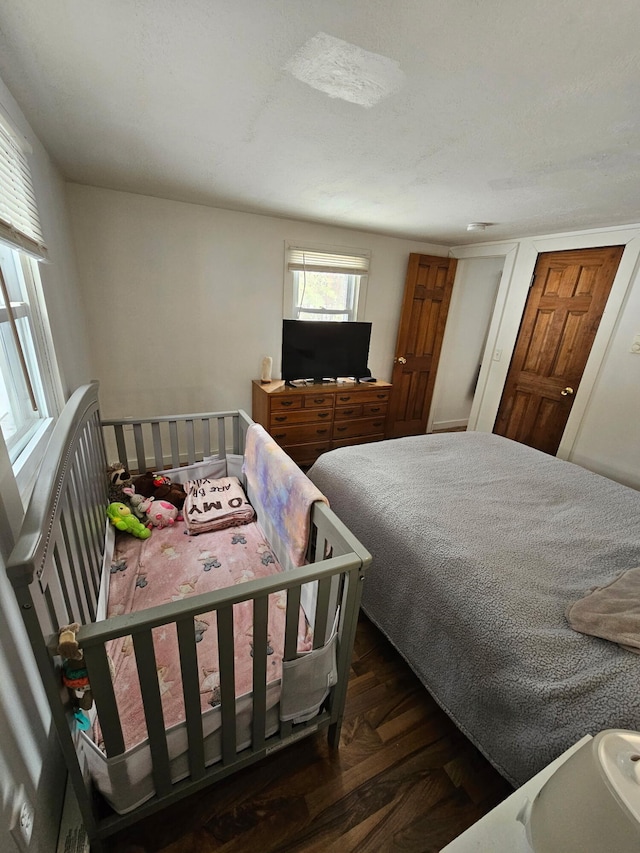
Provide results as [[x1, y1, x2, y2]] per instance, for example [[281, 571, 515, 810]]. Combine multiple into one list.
[[6, 382, 371, 851], [307, 431, 640, 788]]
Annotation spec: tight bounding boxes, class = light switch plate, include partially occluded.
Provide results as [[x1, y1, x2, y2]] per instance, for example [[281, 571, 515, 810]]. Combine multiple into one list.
[[631, 333, 640, 354]]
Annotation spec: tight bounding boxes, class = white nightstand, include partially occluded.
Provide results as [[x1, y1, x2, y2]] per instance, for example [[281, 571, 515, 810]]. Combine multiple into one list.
[[441, 735, 593, 852]]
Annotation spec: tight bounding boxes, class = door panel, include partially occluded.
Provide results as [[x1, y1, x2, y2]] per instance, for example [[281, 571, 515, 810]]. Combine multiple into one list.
[[386, 254, 458, 438], [494, 246, 624, 455]]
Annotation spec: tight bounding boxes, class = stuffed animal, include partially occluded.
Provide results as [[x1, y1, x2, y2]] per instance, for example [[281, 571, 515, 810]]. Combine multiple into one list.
[[107, 462, 132, 503], [122, 487, 181, 528], [107, 502, 152, 538], [144, 498, 182, 529], [121, 486, 152, 519], [57, 623, 93, 711], [132, 471, 186, 509]]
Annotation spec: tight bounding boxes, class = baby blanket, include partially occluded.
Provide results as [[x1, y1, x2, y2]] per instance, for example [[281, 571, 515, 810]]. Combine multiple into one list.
[[183, 475, 255, 534], [243, 423, 328, 567]]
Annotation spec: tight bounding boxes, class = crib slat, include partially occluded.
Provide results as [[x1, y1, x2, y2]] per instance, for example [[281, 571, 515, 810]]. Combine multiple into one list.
[[186, 420, 196, 464], [284, 584, 301, 660], [64, 482, 99, 602], [176, 617, 206, 781], [169, 421, 179, 468], [201, 418, 211, 458], [133, 630, 172, 797], [152, 422, 164, 471], [133, 424, 146, 473], [114, 424, 128, 469], [53, 535, 87, 625], [69, 466, 100, 592], [217, 418, 226, 458], [217, 605, 236, 765], [232, 415, 240, 455], [82, 643, 125, 757], [313, 577, 332, 651], [251, 596, 268, 750]]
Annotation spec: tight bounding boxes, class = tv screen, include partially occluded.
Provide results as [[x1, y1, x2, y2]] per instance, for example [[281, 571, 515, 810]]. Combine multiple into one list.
[[282, 319, 372, 383]]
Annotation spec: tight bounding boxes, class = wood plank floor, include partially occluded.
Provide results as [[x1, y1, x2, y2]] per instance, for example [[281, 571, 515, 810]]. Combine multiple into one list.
[[108, 614, 513, 853]]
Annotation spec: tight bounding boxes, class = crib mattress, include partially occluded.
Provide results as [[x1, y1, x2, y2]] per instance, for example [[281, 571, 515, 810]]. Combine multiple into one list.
[[82, 520, 311, 814]]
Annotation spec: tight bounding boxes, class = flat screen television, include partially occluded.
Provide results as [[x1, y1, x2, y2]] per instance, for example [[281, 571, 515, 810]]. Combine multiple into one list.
[[281, 319, 372, 384]]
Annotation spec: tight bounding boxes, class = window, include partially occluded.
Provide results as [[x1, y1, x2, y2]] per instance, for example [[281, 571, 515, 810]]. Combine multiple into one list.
[[284, 244, 370, 321], [0, 109, 61, 476]]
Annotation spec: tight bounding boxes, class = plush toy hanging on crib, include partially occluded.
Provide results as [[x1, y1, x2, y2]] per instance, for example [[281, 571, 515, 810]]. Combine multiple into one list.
[[106, 502, 152, 538], [57, 623, 93, 713], [106, 462, 132, 503]]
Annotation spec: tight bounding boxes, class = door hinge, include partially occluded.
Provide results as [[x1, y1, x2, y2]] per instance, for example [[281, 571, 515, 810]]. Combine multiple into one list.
[[529, 273, 536, 289]]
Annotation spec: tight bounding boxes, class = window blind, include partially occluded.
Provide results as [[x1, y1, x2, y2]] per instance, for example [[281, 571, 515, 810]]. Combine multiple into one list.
[[0, 117, 47, 260], [288, 247, 370, 276]]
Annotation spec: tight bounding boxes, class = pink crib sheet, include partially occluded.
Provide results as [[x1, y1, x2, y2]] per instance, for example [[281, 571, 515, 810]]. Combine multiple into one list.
[[95, 520, 311, 753]]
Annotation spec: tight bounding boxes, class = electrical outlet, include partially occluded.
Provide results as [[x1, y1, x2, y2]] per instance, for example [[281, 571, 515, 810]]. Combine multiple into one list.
[[9, 786, 33, 852], [630, 333, 640, 354]]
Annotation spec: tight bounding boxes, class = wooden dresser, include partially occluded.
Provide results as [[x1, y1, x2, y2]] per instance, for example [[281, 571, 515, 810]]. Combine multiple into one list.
[[251, 379, 392, 467]]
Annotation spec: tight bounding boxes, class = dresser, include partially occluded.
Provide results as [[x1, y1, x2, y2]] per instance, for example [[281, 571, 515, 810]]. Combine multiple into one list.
[[251, 379, 392, 467]]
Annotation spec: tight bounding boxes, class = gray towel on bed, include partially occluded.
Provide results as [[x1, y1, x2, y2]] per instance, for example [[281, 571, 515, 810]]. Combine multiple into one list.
[[567, 567, 640, 653]]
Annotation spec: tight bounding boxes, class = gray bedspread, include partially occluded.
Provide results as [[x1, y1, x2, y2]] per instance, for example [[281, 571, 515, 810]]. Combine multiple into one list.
[[307, 432, 640, 786]]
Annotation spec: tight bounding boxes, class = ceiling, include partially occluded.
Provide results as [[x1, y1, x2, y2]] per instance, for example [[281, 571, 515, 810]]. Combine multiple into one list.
[[1, 0, 639, 245]]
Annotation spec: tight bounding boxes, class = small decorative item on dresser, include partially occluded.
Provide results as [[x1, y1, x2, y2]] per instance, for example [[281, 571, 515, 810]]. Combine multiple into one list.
[[260, 356, 273, 384]]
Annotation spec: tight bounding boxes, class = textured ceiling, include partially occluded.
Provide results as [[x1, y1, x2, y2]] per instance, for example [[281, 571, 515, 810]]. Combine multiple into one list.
[[1, 0, 639, 245]]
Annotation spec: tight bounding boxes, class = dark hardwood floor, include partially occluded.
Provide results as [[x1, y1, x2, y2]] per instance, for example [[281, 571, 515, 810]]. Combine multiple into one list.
[[109, 614, 513, 853]]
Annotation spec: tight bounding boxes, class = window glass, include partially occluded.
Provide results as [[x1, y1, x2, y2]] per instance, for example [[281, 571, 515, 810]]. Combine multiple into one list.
[[0, 243, 53, 461], [294, 270, 359, 321]]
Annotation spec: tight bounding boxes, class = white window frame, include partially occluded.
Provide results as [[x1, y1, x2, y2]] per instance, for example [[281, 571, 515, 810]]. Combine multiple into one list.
[[0, 108, 63, 502], [283, 242, 370, 322]]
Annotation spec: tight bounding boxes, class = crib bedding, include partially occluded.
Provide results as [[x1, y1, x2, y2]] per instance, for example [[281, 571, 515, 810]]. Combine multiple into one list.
[[95, 520, 311, 753]]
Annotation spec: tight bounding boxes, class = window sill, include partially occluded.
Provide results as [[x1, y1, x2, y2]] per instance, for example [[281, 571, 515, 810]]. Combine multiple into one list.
[[13, 417, 54, 508]]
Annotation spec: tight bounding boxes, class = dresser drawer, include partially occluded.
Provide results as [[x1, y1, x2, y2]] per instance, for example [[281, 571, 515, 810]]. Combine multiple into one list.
[[332, 416, 386, 440], [271, 423, 333, 445], [334, 404, 363, 421], [362, 402, 388, 417], [335, 388, 390, 406], [270, 408, 332, 427], [270, 395, 303, 412], [284, 441, 331, 466], [303, 393, 334, 409]]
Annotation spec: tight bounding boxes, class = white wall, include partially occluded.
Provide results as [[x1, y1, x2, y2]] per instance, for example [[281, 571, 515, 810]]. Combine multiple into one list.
[[429, 256, 503, 431], [461, 228, 640, 489], [66, 184, 446, 420], [0, 75, 92, 852]]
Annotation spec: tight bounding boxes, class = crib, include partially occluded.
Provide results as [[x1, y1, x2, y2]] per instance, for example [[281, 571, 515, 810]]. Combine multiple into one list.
[[6, 382, 371, 851]]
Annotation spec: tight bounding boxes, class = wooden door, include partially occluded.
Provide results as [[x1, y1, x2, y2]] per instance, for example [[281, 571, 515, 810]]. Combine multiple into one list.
[[494, 245, 623, 455], [386, 253, 458, 438]]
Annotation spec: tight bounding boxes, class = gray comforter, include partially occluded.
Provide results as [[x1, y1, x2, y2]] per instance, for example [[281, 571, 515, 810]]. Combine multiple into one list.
[[308, 432, 640, 786]]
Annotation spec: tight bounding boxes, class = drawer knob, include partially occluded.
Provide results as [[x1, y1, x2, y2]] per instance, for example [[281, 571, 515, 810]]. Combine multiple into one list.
[[339, 396, 350, 402], [274, 433, 286, 439], [377, 394, 386, 399], [318, 412, 329, 419], [370, 407, 380, 413], [337, 426, 347, 432], [316, 428, 328, 435], [275, 415, 287, 422], [342, 409, 354, 415], [281, 401, 293, 407], [313, 398, 324, 404]]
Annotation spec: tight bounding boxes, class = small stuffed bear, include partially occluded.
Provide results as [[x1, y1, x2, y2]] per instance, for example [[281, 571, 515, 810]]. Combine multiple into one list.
[[107, 462, 132, 503], [57, 623, 93, 711], [132, 472, 186, 509]]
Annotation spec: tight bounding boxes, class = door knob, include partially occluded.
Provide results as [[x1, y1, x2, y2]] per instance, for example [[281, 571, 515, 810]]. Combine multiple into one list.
[[395, 356, 407, 364], [560, 386, 574, 397]]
